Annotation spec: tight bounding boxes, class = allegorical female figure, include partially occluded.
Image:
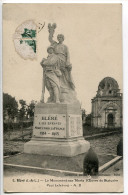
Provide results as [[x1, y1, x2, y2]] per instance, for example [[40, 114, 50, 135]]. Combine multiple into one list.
[[48, 23, 78, 104]]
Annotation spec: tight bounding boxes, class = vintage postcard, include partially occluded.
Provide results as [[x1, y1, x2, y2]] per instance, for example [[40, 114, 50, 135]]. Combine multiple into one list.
[[3, 3, 123, 193]]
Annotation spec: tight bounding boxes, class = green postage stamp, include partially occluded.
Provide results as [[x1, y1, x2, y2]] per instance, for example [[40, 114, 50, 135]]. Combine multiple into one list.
[[13, 20, 37, 59]]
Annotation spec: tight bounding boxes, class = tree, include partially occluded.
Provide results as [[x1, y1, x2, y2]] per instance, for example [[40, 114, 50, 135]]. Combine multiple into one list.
[[85, 114, 92, 126], [19, 99, 27, 120], [26, 100, 37, 119], [3, 93, 18, 121], [81, 109, 86, 120]]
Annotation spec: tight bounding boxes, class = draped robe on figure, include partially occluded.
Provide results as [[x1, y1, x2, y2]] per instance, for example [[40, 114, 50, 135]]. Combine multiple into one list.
[[48, 41, 79, 103]]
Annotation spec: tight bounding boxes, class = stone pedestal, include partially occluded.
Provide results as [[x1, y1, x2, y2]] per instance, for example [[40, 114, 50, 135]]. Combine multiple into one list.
[[24, 102, 90, 157]]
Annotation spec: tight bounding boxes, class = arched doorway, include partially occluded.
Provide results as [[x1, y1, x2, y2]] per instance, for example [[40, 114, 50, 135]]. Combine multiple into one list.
[[107, 113, 114, 128]]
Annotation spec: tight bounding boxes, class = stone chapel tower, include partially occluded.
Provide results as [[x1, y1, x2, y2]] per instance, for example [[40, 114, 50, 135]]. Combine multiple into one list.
[[91, 77, 122, 128]]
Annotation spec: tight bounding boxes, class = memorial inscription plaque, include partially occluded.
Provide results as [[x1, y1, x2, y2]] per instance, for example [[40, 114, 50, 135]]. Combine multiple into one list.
[[33, 114, 66, 138]]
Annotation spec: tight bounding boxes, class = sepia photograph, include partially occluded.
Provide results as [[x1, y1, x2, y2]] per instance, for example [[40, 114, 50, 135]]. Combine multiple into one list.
[[2, 3, 124, 193]]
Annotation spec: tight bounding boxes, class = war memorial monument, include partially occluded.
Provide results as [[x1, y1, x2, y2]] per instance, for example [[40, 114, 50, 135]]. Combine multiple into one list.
[[24, 23, 90, 156]]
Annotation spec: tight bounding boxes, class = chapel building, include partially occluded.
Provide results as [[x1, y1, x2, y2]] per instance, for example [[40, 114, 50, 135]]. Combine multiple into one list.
[[91, 77, 122, 128]]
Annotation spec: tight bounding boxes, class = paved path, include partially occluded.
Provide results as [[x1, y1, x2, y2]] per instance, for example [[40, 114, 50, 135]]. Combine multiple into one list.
[[85, 131, 121, 140]]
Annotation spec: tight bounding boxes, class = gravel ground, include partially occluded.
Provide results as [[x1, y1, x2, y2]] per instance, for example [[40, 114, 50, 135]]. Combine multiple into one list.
[[4, 128, 32, 141], [4, 140, 27, 156], [89, 133, 122, 155], [4, 130, 122, 156], [4, 129, 32, 156], [4, 152, 114, 173]]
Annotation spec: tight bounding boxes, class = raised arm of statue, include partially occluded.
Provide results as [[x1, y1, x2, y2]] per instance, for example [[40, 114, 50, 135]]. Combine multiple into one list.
[[48, 23, 57, 46], [48, 33, 57, 45]]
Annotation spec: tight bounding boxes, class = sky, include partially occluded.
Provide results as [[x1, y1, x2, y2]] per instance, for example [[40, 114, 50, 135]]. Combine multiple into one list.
[[3, 4, 123, 113]]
